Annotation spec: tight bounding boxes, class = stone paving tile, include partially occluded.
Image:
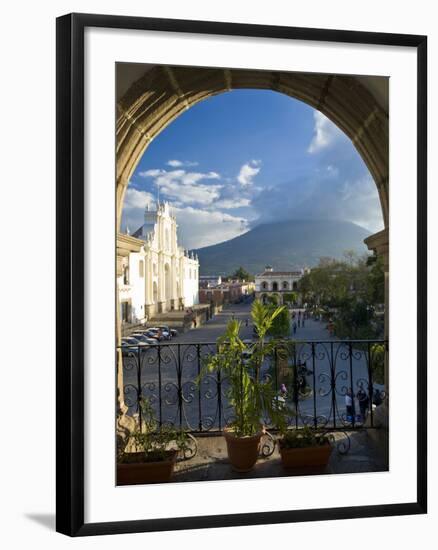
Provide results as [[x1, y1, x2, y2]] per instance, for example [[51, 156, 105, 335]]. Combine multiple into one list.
[[172, 429, 388, 483]]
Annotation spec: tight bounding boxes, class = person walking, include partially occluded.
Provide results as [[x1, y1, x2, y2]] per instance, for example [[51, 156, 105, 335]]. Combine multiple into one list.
[[345, 388, 355, 422], [293, 321, 297, 335], [356, 388, 369, 422], [372, 388, 383, 407]]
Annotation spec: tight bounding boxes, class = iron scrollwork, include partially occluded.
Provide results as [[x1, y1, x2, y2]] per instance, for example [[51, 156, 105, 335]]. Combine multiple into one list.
[[120, 338, 387, 456]]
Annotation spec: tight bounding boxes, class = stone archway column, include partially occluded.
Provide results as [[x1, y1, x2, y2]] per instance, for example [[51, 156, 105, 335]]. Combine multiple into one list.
[[364, 228, 389, 449], [364, 228, 389, 378], [116, 254, 136, 452]]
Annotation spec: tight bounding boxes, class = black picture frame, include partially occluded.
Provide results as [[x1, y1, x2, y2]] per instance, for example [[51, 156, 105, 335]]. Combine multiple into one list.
[[56, 13, 427, 537]]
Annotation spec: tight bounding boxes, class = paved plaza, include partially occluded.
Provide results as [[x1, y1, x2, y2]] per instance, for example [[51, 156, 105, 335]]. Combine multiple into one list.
[[123, 301, 381, 431], [176, 301, 334, 343]]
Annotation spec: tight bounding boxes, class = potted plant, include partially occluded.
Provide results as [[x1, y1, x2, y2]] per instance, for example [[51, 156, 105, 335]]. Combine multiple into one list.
[[278, 425, 332, 469], [117, 397, 190, 485], [200, 300, 287, 472]]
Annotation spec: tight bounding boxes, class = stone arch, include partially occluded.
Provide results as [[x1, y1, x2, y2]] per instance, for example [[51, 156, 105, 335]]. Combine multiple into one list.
[[282, 281, 289, 290], [261, 281, 268, 290], [268, 293, 281, 305], [272, 281, 279, 292], [115, 64, 390, 420], [116, 65, 388, 229]]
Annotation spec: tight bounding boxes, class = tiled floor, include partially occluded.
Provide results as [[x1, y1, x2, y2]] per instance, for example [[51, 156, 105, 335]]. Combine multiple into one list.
[[172, 429, 388, 483]]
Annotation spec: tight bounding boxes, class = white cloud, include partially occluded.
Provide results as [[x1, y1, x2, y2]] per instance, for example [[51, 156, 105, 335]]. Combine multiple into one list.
[[237, 160, 261, 186], [123, 187, 155, 210], [326, 164, 339, 177], [120, 187, 157, 233], [251, 171, 384, 234], [138, 169, 164, 178], [173, 206, 249, 248], [160, 180, 222, 205], [338, 176, 384, 231], [307, 111, 343, 154], [215, 198, 251, 209], [121, 188, 248, 248], [139, 168, 222, 206], [167, 160, 199, 168]]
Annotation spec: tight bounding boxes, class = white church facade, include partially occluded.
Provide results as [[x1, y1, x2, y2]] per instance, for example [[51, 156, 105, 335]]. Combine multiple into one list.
[[117, 202, 199, 326]]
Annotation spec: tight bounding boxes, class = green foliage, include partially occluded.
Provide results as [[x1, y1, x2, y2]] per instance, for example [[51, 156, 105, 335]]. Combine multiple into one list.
[[230, 266, 254, 282], [279, 425, 329, 449], [199, 300, 290, 437], [333, 301, 376, 340], [267, 306, 290, 337], [366, 254, 385, 304], [298, 252, 385, 339], [370, 343, 385, 385], [283, 292, 298, 304], [266, 294, 279, 305], [118, 397, 189, 463]]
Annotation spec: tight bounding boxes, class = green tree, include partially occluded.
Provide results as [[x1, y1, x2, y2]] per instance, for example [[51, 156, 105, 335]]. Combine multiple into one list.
[[283, 292, 298, 305], [366, 254, 385, 304], [268, 306, 290, 337], [298, 253, 384, 339], [231, 266, 255, 282]]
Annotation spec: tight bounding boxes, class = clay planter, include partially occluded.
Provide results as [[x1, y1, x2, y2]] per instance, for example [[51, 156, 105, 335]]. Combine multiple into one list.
[[279, 441, 332, 469], [117, 450, 178, 485], [223, 428, 263, 472]]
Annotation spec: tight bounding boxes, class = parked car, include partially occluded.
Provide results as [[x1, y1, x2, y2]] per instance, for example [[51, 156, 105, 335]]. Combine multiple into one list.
[[170, 328, 178, 337], [121, 336, 142, 356], [130, 333, 158, 345], [144, 328, 164, 341], [155, 325, 172, 340]]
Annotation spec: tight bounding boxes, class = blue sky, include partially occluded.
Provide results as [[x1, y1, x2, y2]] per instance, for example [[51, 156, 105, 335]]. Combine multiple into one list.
[[122, 89, 384, 249]]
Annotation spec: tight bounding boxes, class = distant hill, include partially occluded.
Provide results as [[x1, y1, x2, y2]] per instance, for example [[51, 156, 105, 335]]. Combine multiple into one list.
[[194, 219, 371, 276]]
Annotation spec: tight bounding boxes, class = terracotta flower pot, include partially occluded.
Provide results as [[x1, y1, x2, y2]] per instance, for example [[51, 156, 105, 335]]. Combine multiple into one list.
[[117, 450, 178, 485], [279, 441, 332, 469], [223, 428, 263, 472]]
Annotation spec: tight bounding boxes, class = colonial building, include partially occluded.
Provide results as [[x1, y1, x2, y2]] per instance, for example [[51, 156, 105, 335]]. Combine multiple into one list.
[[199, 275, 222, 288], [117, 202, 199, 326], [199, 280, 255, 306], [255, 265, 309, 305]]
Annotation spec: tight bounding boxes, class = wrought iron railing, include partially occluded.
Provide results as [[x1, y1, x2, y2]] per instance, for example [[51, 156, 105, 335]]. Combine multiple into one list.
[[119, 339, 387, 438]]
